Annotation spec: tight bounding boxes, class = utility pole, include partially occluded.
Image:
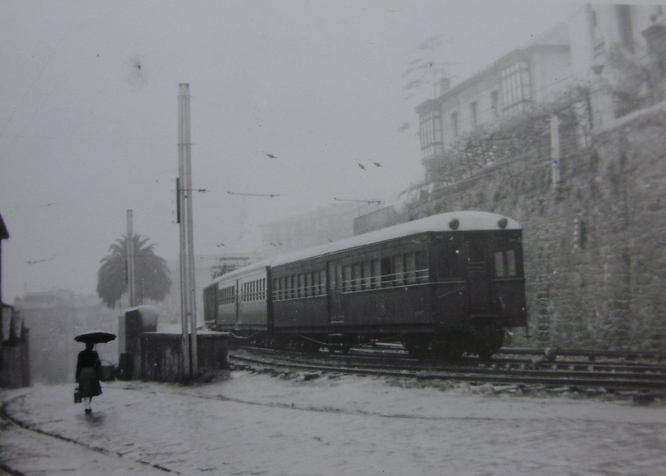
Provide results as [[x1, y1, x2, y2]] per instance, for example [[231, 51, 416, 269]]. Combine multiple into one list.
[[177, 83, 198, 380], [126, 210, 136, 308]]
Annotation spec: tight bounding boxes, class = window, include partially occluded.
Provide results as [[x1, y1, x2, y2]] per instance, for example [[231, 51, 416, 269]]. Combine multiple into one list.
[[405, 252, 416, 284], [419, 109, 443, 160], [319, 270, 327, 295], [393, 255, 404, 285], [506, 250, 516, 276], [305, 272, 311, 297], [372, 259, 382, 288], [470, 101, 478, 128], [362, 261, 372, 289], [343, 265, 352, 292], [451, 112, 459, 138], [494, 252, 505, 278], [500, 61, 531, 116], [381, 257, 392, 287], [495, 249, 518, 277], [352, 263, 362, 291], [491, 91, 500, 120], [217, 285, 236, 305]]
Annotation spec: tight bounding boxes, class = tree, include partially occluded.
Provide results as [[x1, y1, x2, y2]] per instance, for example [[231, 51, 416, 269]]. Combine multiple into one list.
[[96, 234, 171, 309]]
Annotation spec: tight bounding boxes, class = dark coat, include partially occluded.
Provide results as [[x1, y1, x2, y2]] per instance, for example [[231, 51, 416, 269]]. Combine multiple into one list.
[[76, 348, 102, 398]]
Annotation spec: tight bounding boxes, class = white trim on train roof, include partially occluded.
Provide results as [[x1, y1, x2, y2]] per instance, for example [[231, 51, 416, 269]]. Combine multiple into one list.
[[211, 211, 520, 284]]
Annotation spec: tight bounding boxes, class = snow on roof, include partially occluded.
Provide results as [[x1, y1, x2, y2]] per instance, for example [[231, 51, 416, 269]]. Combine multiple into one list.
[[211, 211, 520, 284]]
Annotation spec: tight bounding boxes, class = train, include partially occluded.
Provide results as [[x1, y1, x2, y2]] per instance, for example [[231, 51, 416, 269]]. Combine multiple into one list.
[[203, 211, 527, 360]]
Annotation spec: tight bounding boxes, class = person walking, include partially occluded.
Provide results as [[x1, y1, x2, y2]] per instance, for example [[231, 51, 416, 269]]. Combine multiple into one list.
[[75, 342, 102, 414]]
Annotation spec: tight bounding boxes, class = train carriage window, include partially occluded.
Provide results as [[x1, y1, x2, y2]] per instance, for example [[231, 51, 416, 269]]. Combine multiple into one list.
[[372, 259, 382, 288], [393, 255, 404, 285], [405, 253, 416, 284], [381, 257, 392, 287], [506, 250, 516, 276], [343, 265, 352, 292], [495, 252, 505, 277], [319, 270, 327, 294], [495, 249, 518, 277], [352, 263, 361, 291], [362, 261, 372, 289]]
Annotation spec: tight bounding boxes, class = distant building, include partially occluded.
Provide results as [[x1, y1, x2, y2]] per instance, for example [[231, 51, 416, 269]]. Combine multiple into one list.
[[416, 23, 572, 184], [260, 202, 381, 256], [15, 290, 117, 383], [569, 3, 666, 126], [1, 214, 31, 388], [353, 206, 399, 236]]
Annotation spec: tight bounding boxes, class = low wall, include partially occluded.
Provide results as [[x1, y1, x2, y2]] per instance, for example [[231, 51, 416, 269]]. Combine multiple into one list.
[[138, 332, 229, 382], [0, 341, 30, 388]]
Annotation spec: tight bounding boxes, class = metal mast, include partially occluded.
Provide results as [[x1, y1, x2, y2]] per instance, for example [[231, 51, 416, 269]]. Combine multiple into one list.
[[126, 210, 136, 308], [177, 83, 198, 380]]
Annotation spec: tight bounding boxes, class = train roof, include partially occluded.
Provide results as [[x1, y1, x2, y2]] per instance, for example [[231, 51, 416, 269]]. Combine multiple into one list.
[[210, 211, 520, 284]]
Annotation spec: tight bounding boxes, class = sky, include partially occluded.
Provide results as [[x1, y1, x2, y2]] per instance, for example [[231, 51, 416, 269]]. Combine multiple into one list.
[[0, 0, 573, 302]]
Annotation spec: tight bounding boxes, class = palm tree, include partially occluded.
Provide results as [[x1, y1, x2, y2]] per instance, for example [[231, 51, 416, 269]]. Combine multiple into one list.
[[97, 234, 171, 309]]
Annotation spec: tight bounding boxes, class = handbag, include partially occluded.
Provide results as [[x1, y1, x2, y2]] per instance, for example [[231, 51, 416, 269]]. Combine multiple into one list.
[[74, 386, 82, 404]]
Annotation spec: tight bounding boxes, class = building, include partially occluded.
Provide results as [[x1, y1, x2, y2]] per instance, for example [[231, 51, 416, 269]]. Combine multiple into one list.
[[569, 3, 666, 126], [1, 214, 31, 388], [416, 23, 572, 184], [14, 290, 117, 384], [260, 202, 381, 256]]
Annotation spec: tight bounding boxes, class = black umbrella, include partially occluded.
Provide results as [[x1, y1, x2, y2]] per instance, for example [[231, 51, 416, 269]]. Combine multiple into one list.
[[74, 330, 116, 344]]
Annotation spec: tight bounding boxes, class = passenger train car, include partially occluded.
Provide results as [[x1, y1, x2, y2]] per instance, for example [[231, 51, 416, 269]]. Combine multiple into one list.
[[203, 211, 527, 360]]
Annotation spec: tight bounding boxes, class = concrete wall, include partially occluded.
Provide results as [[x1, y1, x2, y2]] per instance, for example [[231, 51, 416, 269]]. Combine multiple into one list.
[[138, 332, 229, 382], [0, 334, 30, 388]]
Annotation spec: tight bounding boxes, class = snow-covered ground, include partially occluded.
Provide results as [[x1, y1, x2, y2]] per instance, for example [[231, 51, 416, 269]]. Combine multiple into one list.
[[2, 370, 665, 475]]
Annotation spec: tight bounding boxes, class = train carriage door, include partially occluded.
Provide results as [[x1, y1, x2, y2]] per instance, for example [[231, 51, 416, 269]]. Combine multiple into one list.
[[465, 236, 492, 314], [327, 261, 344, 324]]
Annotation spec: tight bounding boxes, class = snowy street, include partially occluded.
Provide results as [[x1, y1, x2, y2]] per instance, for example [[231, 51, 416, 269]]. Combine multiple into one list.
[[2, 371, 666, 475]]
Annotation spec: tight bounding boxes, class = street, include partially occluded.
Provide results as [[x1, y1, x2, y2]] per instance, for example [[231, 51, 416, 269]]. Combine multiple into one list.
[[2, 370, 666, 475]]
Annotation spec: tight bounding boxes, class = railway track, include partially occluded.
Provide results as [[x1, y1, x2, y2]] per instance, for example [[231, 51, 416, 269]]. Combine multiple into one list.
[[230, 345, 666, 397]]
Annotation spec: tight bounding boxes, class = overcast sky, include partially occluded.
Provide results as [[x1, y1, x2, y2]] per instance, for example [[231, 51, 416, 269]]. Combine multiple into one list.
[[0, 0, 573, 302]]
